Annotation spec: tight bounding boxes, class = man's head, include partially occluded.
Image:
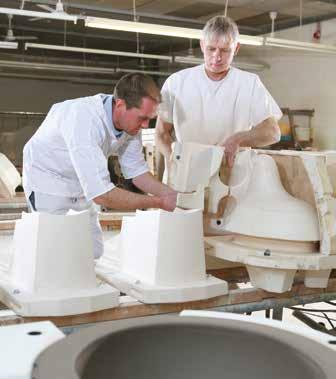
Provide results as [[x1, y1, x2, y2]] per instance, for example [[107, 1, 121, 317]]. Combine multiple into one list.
[[200, 16, 240, 79], [113, 73, 161, 135]]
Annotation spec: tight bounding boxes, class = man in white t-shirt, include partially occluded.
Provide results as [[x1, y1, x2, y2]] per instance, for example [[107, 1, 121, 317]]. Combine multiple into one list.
[[23, 73, 177, 258], [156, 15, 282, 169]]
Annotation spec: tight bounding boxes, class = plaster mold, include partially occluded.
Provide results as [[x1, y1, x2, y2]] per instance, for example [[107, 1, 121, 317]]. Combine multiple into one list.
[[212, 153, 320, 241], [169, 144, 336, 293], [0, 152, 21, 198], [304, 269, 332, 288], [246, 265, 297, 293], [96, 209, 228, 303], [168, 142, 226, 210], [0, 211, 119, 316]]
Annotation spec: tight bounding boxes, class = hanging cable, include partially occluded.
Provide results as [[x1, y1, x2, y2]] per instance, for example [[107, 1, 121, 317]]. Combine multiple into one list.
[[290, 306, 336, 313], [322, 312, 335, 330], [63, 20, 67, 46], [299, 0, 303, 40], [224, 0, 229, 17], [133, 0, 140, 54]]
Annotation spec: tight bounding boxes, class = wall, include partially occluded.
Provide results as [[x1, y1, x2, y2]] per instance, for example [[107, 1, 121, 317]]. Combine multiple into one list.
[[248, 19, 336, 150], [0, 77, 113, 113], [0, 76, 114, 165]]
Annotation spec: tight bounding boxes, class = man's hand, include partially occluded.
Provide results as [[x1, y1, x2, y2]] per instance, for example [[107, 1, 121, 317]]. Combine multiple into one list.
[[221, 134, 241, 168], [220, 117, 281, 168], [158, 190, 177, 211]]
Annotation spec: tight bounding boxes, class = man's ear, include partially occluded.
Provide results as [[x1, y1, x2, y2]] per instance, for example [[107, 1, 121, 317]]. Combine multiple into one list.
[[234, 42, 240, 56], [200, 39, 205, 54], [114, 98, 126, 110]]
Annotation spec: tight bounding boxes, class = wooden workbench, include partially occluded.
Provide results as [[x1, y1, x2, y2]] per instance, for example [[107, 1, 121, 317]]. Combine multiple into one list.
[[1, 268, 336, 328]]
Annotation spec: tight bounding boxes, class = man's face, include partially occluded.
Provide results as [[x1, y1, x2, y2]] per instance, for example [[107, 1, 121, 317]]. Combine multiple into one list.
[[200, 36, 240, 76], [118, 97, 158, 136]]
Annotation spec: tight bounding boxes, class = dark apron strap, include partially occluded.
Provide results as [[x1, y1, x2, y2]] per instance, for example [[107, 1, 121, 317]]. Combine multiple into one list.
[[28, 191, 37, 211]]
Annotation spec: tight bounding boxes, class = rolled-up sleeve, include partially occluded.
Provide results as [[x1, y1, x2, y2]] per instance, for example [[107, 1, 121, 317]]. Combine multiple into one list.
[[249, 76, 283, 128], [59, 108, 114, 200], [118, 133, 149, 179]]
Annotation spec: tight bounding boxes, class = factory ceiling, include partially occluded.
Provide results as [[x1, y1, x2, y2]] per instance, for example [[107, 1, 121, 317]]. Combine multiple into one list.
[[0, 0, 335, 83]]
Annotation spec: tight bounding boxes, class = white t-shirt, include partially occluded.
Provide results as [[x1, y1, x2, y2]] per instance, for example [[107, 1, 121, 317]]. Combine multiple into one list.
[[23, 94, 148, 201], [159, 65, 282, 145]]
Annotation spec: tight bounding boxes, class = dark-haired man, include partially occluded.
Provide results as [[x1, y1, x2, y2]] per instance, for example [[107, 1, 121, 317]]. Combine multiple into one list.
[[23, 73, 177, 258]]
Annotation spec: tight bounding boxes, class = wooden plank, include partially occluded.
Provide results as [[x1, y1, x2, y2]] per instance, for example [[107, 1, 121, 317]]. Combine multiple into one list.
[[0, 193, 27, 210], [0, 220, 16, 230], [98, 212, 135, 221], [1, 268, 336, 327], [0, 213, 21, 221], [0, 212, 133, 232]]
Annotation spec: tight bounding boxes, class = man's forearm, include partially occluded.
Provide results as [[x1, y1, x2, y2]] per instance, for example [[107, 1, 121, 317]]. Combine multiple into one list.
[[132, 172, 174, 196], [234, 117, 281, 147], [93, 186, 161, 210]]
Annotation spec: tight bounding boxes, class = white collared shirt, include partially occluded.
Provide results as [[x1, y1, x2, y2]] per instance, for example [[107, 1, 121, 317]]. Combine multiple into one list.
[[23, 94, 149, 200]]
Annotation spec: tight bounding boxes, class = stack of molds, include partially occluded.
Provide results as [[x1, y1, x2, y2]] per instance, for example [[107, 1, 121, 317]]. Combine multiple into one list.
[[0, 211, 119, 316], [169, 142, 336, 293], [96, 209, 228, 303]]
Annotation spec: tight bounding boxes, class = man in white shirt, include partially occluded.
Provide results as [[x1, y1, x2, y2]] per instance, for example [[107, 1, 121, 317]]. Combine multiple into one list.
[[156, 15, 282, 169], [23, 73, 177, 258]]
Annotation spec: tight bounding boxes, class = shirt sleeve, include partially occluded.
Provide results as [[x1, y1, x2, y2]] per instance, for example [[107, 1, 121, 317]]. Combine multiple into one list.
[[59, 107, 114, 201], [118, 133, 149, 179], [158, 76, 174, 124], [249, 76, 283, 128]]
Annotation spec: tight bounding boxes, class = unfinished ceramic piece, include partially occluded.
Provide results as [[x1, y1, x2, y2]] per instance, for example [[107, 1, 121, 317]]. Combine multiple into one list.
[[0, 153, 21, 198], [168, 142, 227, 210], [96, 209, 228, 303], [246, 265, 297, 293], [0, 321, 64, 379], [30, 312, 336, 379], [204, 232, 336, 293], [304, 269, 332, 288], [211, 153, 320, 242], [0, 211, 119, 316]]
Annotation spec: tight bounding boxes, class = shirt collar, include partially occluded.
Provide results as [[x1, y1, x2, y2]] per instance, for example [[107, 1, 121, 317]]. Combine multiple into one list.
[[103, 95, 123, 139]]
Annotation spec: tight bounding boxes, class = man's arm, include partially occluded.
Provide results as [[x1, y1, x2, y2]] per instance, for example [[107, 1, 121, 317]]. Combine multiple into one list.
[[132, 171, 175, 196], [155, 116, 174, 160], [93, 183, 176, 212], [221, 116, 281, 167]]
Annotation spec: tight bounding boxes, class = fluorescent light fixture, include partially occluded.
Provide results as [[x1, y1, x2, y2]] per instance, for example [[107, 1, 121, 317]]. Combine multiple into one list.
[[233, 61, 269, 72], [25, 43, 172, 62], [239, 34, 264, 46], [0, 41, 18, 49], [85, 17, 264, 46], [0, 7, 79, 23], [174, 55, 203, 65], [0, 71, 118, 85], [86, 17, 202, 39], [174, 55, 268, 72], [115, 68, 172, 77], [264, 37, 336, 54], [0, 59, 171, 76]]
